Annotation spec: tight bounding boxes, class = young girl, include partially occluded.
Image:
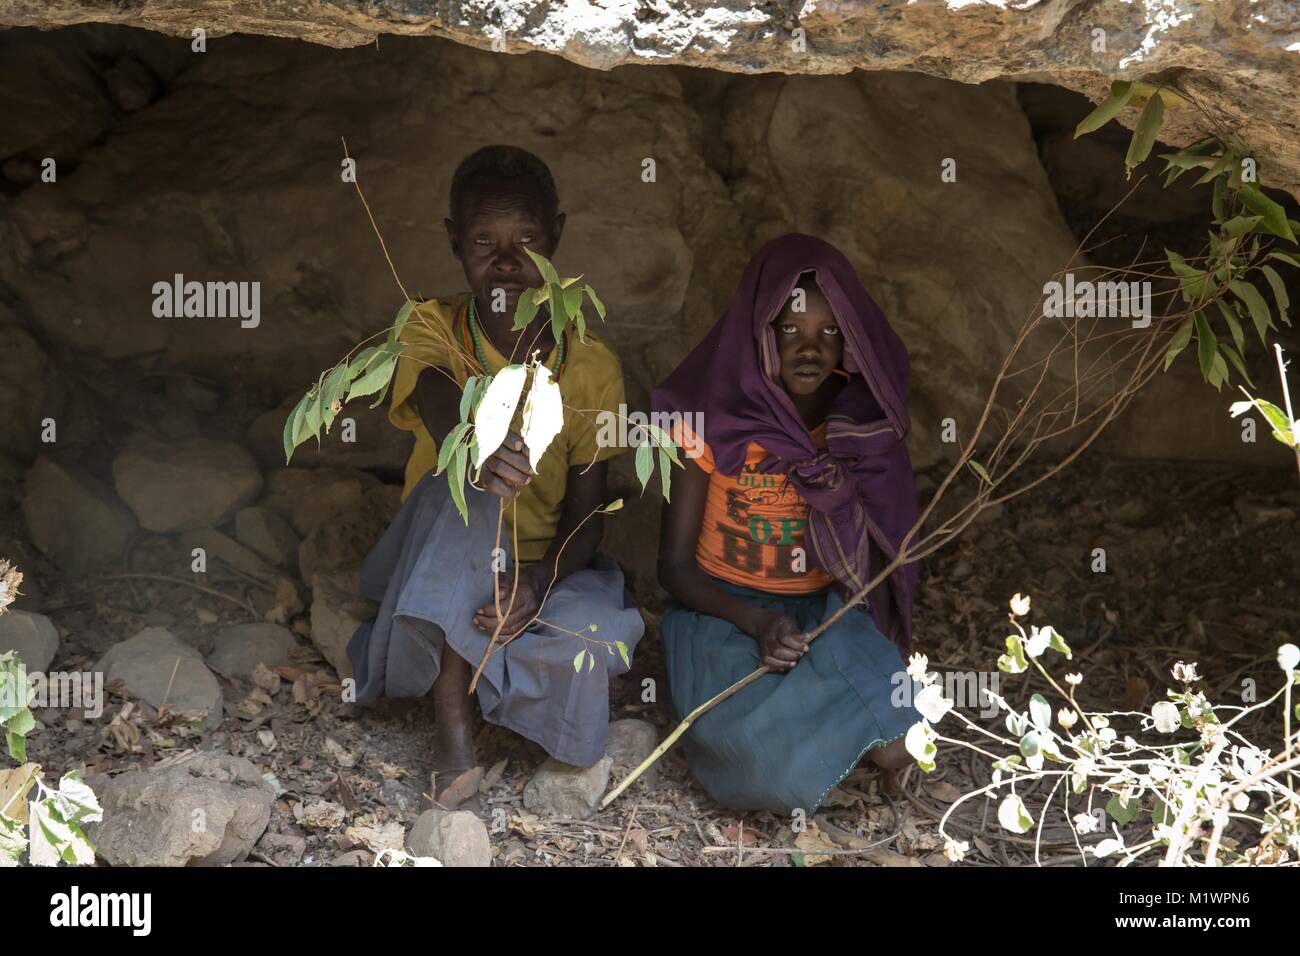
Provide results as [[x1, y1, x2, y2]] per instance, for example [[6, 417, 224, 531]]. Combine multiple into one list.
[[347, 146, 643, 809], [652, 233, 920, 814]]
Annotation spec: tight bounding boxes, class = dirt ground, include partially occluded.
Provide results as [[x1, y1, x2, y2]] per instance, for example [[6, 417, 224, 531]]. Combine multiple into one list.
[[18, 448, 1300, 866]]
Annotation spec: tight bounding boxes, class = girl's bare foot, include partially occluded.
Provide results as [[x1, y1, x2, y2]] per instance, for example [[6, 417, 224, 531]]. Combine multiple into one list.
[[429, 643, 481, 811]]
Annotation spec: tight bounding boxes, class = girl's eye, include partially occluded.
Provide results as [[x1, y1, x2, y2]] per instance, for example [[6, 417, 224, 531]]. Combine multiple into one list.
[[823, 326, 840, 336], [779, 324, 797, 334], [519, 233, 535, 244]]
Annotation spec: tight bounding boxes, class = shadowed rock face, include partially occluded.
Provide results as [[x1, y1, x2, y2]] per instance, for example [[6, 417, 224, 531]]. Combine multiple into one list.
[[1, 1, 1298, 200]]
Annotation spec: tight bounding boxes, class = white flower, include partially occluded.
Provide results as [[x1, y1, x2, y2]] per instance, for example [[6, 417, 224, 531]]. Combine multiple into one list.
[[943, 838, 969, 862], [1278, 644, 1300, 673], [1073, 812, 1099, 835], [1009, 593, 1031, 617], [1025, 626, 1050, 658], [1065, 672, 1083, 687], [1151, 700, 1180, 734], [1057, 708, 1078, 730], [906, 652, 929, 683], [914, 684, 954, 724], [1172, 660, 1201, 683]]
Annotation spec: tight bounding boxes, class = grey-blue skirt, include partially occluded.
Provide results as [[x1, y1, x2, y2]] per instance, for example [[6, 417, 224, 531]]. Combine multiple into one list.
[[661, 578, 919, 813], [346, 470, 645, 767]]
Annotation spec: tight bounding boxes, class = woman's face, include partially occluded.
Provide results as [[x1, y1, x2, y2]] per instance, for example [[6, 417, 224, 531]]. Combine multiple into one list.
[[772, 281, 844, 397]]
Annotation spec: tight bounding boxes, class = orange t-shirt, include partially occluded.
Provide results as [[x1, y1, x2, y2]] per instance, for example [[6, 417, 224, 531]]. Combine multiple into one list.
[[682, 422, 834, 595]]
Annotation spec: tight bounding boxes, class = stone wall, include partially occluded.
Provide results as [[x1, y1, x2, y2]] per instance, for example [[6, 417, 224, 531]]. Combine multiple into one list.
[[1, 25, 1296, 600]]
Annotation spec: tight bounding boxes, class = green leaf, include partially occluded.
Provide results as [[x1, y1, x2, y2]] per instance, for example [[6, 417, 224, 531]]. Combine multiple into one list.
[[282, 391, 310, 464], [583, 285, 607, 322], [1259, 265, 1290, 326], [1164, 317, 1190, 369], [448, 443, 469, 525], [346, 345, 382, 378], [586, 651, 594, 673], [436, 421, 471, 474], [997, 635, 1028, 675], [1238, 184, 1296, 242], [1107, 793, 1140, 825], [1124, 91, 1165, 172], [320, 363, 349, 431], [1267, 251, 1300, 270], [1229, 279, 1274, 345], [348, 354, 397, 404], [1212, 176, 1228, 223], [1163, 315, 1194, 371], [512, 287, 541, 331], [6, 729, 26, 763], [1220, 342, 1252, 387], [1248, 398, 1295, 445], [389, 300, 416, 345], [1193, 152, 1233, 186], [304, 389, 323, 446], [459, 375, 478, 422], [1215, 298, 1245, 355], [1221, 215, 1264, 239], [657, 445, 672, 502], [615, 641, 630, 669], [1194, 310, 1218, 382], [635, 442, 653, 493], [967, 460, 992, 484], [524, 249, 563, 287], [1074, 81, 1134, 137], [572, 650, 584, 674], [645, 423, 682, 466], [1047, 628, 1072, 659]]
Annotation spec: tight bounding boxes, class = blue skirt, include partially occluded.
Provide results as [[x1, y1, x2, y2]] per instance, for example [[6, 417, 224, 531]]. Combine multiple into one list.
[[661, 579, 919, 813], [346, 470, 645, 767]]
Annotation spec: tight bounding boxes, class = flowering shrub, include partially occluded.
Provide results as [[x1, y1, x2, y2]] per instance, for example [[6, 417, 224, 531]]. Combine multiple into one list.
[[907, 593, 1300, 866]]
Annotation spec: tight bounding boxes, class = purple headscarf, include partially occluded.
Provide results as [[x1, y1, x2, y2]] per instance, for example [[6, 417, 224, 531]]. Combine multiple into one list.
[[652, 233, 919, 653]]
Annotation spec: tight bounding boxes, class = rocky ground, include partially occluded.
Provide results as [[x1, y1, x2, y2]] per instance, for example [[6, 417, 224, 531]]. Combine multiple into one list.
[[3, 422, 1296, 867]]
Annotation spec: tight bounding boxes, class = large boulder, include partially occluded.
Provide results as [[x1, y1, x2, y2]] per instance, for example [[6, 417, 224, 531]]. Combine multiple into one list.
[[260, 468, 382, 538], [297, 483, 401, 581], [21, 455, 137, 574], [85, 752, 274, 866], [0, 324, 65, 463], [94, 627, 224, 728], [0, 608, 60, 673], [112, 439, 262, 532]]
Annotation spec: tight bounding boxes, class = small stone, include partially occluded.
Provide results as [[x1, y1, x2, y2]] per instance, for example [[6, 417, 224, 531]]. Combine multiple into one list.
[[0, 608, 60, 672], [235, 505, 301, 570], [195, 608, 219, 624], [94, 627, 223, 728], [522, 755, 613, 820], [254, 832, 305, 866], [205, 622, 297, 681], [180, 528, 279, 586], [381, 778, 423, 817], [407, 809, 491, 867], [85, 752, 274, 866]]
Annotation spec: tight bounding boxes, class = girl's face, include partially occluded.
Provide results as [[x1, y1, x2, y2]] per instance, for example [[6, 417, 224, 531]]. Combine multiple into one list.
[[772, 281, 844, 397]]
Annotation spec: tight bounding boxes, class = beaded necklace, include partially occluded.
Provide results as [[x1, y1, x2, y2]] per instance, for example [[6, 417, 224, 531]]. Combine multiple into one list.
[[465, 294, 566, 376]]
